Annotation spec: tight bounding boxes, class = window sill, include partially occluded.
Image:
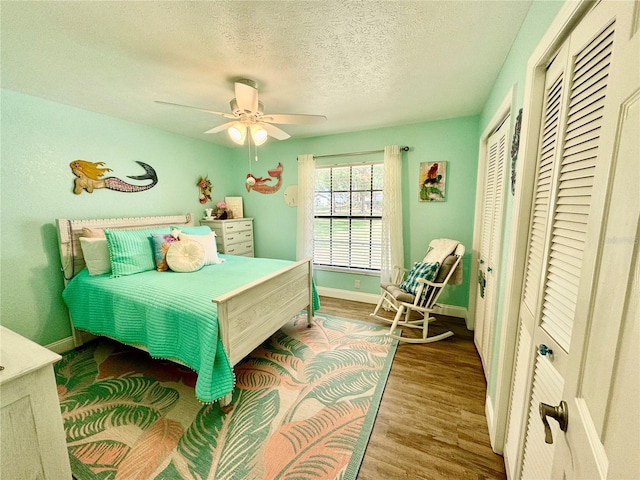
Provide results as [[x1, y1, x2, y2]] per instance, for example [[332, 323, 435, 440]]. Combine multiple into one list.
[[313, 265, 380, 276]]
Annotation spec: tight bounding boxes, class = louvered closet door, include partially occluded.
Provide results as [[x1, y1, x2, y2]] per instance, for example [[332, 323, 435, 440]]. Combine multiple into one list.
[[504, 2, 632, 478], [505, 45, 568, 479], [474, 117, 509, 373], [551, 3, 638, 476]]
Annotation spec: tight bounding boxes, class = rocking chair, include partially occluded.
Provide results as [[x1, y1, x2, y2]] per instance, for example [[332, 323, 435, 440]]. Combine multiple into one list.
[[370, 240, 464, 344]]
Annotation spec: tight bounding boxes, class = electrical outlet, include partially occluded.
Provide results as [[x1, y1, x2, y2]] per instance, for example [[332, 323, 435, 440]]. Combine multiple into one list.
[[354, 280, 361, 289]]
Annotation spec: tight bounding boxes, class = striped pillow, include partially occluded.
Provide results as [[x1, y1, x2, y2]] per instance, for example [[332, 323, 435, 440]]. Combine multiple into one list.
[[105, 227, 170, 277], [399, 261, 440, 296]]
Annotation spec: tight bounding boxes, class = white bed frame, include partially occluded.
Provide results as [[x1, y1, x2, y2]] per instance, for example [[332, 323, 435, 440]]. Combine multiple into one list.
[[56, 213, 314, 407]]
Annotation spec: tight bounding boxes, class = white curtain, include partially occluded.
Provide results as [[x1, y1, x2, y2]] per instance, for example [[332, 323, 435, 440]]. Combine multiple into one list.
[[296, 154, 316, 260], [381, 145, 404, 282]]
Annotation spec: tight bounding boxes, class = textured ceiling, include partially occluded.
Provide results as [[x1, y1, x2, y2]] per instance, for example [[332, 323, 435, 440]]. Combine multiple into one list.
[[1, 1, 533, 146]]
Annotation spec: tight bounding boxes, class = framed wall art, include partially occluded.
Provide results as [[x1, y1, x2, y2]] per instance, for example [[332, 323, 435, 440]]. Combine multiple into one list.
[[419, 161, 447, 202]]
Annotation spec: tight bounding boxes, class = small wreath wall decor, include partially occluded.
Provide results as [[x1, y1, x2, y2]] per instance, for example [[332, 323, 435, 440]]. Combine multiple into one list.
[[197, 176, 212, 204]]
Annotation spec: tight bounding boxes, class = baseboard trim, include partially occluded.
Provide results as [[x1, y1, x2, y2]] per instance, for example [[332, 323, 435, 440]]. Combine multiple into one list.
[[46, 336, 76, 354], [317, 287, 469, 324], [438, 304, 469, 323], [316, 286, 380, 304], [486, 394, 503, 454]]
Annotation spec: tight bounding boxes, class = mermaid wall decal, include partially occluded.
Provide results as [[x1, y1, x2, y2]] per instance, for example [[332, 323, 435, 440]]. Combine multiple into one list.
[[245, 162, 283, 194], [70, 160, 158, 194]]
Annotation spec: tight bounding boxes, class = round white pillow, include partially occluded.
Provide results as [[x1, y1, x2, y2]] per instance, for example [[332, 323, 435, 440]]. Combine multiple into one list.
[[166, 240, 205, 273]]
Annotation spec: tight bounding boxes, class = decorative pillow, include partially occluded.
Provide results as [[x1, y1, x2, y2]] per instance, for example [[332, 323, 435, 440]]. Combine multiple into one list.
[[171, 225, 212, 235], [179, 232, 222, 265], [79, 237, 111, 275], [81, 227, 105, 238], [399, 261, 440, 296], [151, 233, 179, 272], [166, 240, 205, 273], [435, 255, 457, 283], [105, 227, 170, 277]]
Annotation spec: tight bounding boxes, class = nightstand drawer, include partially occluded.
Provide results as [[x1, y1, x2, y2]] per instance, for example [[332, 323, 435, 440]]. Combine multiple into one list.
[[224, 240, 253, 256]]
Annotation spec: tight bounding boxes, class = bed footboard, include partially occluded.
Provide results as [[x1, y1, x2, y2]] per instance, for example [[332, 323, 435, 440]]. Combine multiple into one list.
[[214, 257, 314, 367]]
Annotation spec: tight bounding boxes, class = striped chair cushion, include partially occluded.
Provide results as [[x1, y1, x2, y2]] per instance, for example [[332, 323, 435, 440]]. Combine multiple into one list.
[[399, 261, 440, 296]]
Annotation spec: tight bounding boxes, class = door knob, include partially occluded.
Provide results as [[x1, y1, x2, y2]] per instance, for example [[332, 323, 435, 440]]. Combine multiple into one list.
[[539, 400, 568, 444], [538, 344, 553, 356]]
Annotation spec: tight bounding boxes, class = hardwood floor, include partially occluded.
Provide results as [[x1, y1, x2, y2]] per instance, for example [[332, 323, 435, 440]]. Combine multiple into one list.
[[316, 296, 507, 480]]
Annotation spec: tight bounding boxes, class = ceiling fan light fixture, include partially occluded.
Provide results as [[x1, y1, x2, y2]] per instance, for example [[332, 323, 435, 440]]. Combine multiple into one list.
[[251, 125, 268, 146], [228, 123, 246, 145], [158, 78, 326, 144]]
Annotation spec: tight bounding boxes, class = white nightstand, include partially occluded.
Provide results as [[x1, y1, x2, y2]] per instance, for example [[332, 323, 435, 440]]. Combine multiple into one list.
[[0, 326, 72, 478], [200, 217, 254, 257]]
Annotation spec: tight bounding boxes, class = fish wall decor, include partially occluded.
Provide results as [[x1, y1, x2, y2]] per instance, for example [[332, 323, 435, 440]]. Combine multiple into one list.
[[245, 162, 283, 194], [70, 160, 158, 194]]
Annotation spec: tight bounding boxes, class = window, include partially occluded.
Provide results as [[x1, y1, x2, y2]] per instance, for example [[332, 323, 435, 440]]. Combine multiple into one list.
[[314, 163, 383, 271]]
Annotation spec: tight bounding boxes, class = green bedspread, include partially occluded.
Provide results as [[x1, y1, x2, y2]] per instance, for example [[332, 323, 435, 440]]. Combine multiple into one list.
[[62, 255, 317, 403]]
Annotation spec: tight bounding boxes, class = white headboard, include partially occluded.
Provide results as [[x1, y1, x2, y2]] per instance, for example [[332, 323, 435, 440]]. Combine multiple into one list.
[[56, 213, 194, 281]]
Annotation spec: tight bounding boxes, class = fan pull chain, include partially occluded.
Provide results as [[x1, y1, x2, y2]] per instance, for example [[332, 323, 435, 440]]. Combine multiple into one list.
[[246, 130, 259, 162], [246, 136, 258, 188]]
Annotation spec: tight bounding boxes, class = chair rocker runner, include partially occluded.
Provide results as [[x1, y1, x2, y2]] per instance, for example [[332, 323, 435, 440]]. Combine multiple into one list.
[[370, 241, 464, 344]]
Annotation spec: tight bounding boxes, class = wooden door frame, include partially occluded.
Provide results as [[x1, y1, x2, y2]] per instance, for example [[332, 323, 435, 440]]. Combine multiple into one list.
[[490, 0, 595, 467], [469, 87, 514, 334], [470, 89, 514, 444]]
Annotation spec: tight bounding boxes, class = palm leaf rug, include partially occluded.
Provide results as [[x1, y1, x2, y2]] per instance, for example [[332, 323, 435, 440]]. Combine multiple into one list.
[[55, 313, 398, 480]]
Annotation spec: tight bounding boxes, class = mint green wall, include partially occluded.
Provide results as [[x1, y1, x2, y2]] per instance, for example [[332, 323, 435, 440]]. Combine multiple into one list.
[[477, 1, 565, 400], [0, 89, 235, 345], [231, 115, 480, 308]]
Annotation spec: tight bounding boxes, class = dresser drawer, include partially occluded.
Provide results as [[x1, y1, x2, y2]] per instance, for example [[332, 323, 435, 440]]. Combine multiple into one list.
[[224, 230, 253, 245], [219, 219, 253, 234], [224, 240, 254, 256]]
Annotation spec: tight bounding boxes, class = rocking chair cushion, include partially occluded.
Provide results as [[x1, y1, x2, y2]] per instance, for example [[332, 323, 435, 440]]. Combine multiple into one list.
[[399, 261, 440, 296], [381, 282, 415, 303]]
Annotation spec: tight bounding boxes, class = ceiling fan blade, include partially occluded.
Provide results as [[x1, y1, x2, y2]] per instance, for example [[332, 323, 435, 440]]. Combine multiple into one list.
[[261, 113, 327, 125], [234, 81, 259, 113], [155, 100, 236, 119], [204, 121, 237, 134], [260, 122, 290, 140]]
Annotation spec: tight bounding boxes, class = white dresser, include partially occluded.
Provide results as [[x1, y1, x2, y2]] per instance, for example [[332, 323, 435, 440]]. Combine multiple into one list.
[[0, 326, 72, 479], [200, 217, 254, 257]]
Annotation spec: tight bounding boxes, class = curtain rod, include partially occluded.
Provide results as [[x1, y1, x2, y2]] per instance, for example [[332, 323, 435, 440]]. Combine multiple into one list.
[[312, 146, 410, 159]]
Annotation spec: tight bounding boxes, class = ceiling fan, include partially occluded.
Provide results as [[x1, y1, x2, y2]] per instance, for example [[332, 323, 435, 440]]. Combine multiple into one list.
[[156, 78, 326, 145]]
